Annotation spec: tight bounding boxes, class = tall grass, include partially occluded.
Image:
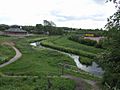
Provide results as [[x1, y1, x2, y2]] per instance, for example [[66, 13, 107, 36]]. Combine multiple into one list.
[[0, 77, 75, 90], [41, 41, 95, 59], [0, 45, 15, 64]]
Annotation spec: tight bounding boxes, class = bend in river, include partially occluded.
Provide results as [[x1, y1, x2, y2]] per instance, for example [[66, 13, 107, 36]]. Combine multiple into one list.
[[30, 42, 104, 76]]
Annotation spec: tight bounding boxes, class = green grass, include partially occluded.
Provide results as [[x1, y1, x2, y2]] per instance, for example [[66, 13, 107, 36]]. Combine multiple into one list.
[[0, 35, 101, 90], [41, 40, 95, 58], [0, 76, 75, 90], [80, 56, 93, 65], [0, 39, 75, 76], [0, 35, 17, 43], [46, 36, 103, 54], [0, 44, 15, 64], [40, 36, 103, 64], [0, 36, 77, 90], [0, 36, 17, 64]]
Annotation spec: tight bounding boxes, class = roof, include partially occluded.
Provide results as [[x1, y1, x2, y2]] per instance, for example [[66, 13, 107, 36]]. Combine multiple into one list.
[[5, 28, 27, 33]]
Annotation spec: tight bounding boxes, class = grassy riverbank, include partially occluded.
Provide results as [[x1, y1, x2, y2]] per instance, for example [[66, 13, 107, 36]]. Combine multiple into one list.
[[41, 36, 103, 65], [0, 36, 78, 90], [0, 35, 102, 90]]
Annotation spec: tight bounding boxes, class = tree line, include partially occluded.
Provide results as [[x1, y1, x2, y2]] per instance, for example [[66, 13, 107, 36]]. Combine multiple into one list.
[[0, 20, 106, 35]]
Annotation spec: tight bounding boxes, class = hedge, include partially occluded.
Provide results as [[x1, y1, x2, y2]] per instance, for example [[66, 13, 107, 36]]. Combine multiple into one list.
[[41, 40, 96, 59]]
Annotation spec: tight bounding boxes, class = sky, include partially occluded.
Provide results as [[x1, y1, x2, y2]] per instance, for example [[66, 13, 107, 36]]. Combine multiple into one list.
[[0, 0, 116, 29]]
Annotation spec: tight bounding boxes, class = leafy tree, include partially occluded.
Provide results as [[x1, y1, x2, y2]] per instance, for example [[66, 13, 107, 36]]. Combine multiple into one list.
[[43, 20, 56, 27], [10, 25, 20, 28], [0, 24, 9, 31], [98, 0, 120, 89], [43, 20, 63, 35], [35, 24, 44, 34], [22, 25, 35, 33]]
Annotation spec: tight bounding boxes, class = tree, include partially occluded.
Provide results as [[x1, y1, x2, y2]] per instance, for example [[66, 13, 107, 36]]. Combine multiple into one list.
[[43, 20, 63, 35], [0, 24, 9, 31], [43, 20, 56, 27], [10, 25, 20, 28], [105, 0, 120, 29], [22, 25, 35, 33], [98, 0, 120, 89], [35, 24, 44, 34]]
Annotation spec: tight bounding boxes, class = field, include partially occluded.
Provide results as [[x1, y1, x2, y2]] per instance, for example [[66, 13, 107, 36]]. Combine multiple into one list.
[[0, 38, 75, 76], [0, 35, 103, 90], [41, 36, 103, 64]]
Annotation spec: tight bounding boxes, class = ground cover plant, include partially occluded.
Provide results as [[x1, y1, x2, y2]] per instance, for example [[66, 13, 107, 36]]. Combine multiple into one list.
[[41, 36, 103, 64], [0, 76, 75, 90], [0, 35, 101, 90], [0, 36, 16, 64]]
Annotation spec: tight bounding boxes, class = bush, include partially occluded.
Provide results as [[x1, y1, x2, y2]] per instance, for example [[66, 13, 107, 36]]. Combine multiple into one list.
[[80, 39, 97, 46], [41, 41, 95, 59], [69, 35, 97, 46]]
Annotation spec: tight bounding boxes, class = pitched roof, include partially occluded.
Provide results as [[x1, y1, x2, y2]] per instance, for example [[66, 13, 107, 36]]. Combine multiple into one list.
[[5, 28, 27, 33]]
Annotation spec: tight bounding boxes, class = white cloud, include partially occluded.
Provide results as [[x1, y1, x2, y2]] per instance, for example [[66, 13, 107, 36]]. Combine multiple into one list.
[[0, 0, 116, 29]]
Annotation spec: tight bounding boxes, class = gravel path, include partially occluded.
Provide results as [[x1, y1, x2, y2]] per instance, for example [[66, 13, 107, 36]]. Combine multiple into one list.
[[0, 44, 22, 68]]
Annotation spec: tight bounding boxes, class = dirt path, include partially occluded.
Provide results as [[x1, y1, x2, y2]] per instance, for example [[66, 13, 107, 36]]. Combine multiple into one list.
[[0, 43, 22, 68], [62, 75, 100, 90], [83, 78, 100, 90], [0, 42, 100, 90], [62, 75, 85, 90]]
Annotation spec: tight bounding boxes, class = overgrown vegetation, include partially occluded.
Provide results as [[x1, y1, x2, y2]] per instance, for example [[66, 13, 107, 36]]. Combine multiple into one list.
[[0, 76, 75, 90], [41, 36, 103, 64], [0, 35, 102, 89], [69, 35, 103, 48], [0, 36, 77, 90], [97, 0, 120, 89], [0, 44, 15, 64]]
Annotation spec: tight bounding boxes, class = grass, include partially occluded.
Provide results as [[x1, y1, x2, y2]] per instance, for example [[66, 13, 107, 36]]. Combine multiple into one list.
[[0, 36, 77, 90], [0, 38, 75, 76], [0, 44, 15, 64], [0, 35, 101, 90], [80, 56, 93, 65], [0, 76, 75, 90], [46, 36, 103, 54], [40, 36, 104, 64]]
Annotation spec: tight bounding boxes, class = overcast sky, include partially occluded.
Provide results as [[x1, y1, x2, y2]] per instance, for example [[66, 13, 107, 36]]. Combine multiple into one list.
[[0, 0, 116, 29]]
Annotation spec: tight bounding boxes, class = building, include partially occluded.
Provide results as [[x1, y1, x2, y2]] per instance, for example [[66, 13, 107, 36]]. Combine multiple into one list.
[[4, 28, 28, 36]]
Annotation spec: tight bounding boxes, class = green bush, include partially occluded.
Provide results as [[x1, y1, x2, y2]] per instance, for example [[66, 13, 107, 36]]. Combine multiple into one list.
[[69, 35, 97, 47], [79, 56, 93, 65], [41, 41, 95, 59]]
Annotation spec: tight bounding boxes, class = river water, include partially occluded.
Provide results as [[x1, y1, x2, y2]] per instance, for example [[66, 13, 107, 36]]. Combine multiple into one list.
[[30, 42, 104, 76]]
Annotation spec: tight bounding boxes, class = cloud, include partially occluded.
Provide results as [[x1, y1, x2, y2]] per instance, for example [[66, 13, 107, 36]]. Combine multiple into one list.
[[51, 11, 105, 22], [0, 0, 116, 29], [93, 0, 106, 4]]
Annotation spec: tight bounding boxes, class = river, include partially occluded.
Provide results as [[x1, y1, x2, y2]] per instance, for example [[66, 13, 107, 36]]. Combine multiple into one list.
[[30, 42, 104, 76]]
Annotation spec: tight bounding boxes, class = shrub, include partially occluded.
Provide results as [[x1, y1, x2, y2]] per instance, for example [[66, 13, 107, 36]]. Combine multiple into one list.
[[41, 41, 95, 59], [69, 35, 97, 46]]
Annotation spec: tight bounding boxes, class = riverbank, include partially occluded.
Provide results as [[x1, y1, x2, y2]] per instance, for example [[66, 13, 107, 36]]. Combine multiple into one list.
[[31, 41, 103, 76], [0, 35, 102, 90], [0, 36, 78, 90], [40, 36, 103, 65]]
